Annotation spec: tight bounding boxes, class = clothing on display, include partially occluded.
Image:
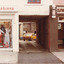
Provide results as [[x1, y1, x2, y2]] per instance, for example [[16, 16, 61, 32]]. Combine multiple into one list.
[[0, 21, 12, 48], [0, 29, 4, 45], [4, 28, 10, 45], [1, 25, 5, 33]]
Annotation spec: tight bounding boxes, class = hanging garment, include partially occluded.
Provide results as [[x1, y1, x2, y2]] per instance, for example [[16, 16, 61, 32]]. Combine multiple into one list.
[[0, 33, 2, 43], [4, 28, 10, 45], [1, 26, 5, 33], [0, 29, 4, 44]]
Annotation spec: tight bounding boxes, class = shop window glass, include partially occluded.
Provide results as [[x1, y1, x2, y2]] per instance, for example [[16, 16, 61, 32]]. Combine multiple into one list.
[[32, 0, 36, 2], [28, 0, 41, 3], [37, 0, 40, 2], [0, 20, 12, 48], [58, 23, 61, 29], [59, 17, 64, 21], [28, 0, 32, 2]]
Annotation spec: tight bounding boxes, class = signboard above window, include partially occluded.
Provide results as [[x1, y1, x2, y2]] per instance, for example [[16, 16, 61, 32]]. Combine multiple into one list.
[[0, 6, 18, 13], [57, 6, 64, 14], [28, 0, 41, 4]]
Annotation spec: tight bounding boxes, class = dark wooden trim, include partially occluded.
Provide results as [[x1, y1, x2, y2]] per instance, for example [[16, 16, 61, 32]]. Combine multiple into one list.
[[48, 5, 58, 52], [56, 5, 64, 7], [58, 14, 64, 16]]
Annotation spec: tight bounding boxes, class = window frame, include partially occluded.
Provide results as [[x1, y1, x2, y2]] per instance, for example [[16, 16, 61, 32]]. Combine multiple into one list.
[[28, 0, 41, 4]]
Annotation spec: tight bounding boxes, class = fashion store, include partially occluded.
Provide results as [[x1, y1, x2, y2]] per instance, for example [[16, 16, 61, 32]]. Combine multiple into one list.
[[0, 0, 61, 52], [0, 5, 58, 52], [0, 7, 19, 52]]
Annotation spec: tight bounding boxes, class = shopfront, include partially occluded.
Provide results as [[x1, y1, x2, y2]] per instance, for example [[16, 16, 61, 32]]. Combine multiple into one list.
[[0, 6, 19, 52], [0, 6, 59, 52], [57, 6, 64, 50], [49, 5, 64, 51], [0, 0, 54, 52], [0, 6, 57, 52]]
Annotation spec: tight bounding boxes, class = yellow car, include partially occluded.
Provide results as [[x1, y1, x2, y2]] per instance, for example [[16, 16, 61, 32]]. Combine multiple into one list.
[[31, 35, 36, 40]]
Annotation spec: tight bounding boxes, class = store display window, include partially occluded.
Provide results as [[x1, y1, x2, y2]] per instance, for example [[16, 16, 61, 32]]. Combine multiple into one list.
[[0, 20, 12, 48]]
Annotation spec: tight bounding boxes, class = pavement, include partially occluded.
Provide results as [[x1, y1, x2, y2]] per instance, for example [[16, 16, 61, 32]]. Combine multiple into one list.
[[0, 51, 63, 64], [18, 52, 63, 64], [0, 41, 63, 64], [52, 49, 64, 63], [19, 40, 47, 52]]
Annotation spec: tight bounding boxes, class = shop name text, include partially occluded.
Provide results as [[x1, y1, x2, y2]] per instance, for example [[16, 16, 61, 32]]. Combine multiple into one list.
[[0, 7, 14, 11]]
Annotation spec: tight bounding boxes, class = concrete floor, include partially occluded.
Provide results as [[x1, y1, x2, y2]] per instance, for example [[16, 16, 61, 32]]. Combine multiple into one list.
[[18, 52, 63, 64], [19, 40, 63, 64], [0, 41, 63, 64], [52, 50, 64, 63], [19, 40, 47, 53], [0, 51, 63, 64]]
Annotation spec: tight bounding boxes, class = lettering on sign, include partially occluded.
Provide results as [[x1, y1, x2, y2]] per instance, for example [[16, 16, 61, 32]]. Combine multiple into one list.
[[0, 7, 14, 11], [57, 7, 64, 13]]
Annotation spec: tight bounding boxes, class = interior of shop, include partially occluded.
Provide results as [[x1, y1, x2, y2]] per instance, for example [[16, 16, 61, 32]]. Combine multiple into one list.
[[58, 17, 64, 49], [19, 15, 49, 52], [0, 20, 12, 48]]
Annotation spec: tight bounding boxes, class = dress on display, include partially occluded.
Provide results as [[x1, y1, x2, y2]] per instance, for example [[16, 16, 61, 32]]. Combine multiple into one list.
[[4, 28, 10, 45], [1, 26, 5, 44], [0, 29, 4, 44]]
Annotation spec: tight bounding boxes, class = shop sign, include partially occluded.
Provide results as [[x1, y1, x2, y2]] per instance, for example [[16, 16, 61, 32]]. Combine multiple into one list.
[[0, 7, 14, 11], [57, 7, 64, 13], [0, 6, 17, 12]]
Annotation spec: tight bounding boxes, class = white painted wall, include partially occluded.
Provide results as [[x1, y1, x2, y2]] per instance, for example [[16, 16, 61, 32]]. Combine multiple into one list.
[[0, 0, 53, 52], [0, 13, 19, 52], [53, 0, 64, 5], [13, 13, 19, 52], [19, 22, 23, 37], [0, 0, 53, 15], [0, 0, 53, 6]]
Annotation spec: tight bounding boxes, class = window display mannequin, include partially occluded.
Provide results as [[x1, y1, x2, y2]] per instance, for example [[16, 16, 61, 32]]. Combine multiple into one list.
[[4, 27, 10, 48], [0, 29, 4, 47], [1, 25, 5, 45], [1, 25, 5, 33]]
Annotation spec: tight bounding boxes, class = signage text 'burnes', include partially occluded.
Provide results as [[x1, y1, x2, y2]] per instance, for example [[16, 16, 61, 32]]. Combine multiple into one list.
[[0, 7, 14, 10]]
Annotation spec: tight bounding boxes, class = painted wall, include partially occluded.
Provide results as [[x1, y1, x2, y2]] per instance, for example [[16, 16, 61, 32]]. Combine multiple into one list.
[[0, 0, 53, 52], [53, 0, 64, 5], [0, 0, 53, 15]]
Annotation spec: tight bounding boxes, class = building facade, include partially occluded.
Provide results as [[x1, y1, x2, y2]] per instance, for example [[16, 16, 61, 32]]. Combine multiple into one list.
[[0, 0, 64, 52]]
